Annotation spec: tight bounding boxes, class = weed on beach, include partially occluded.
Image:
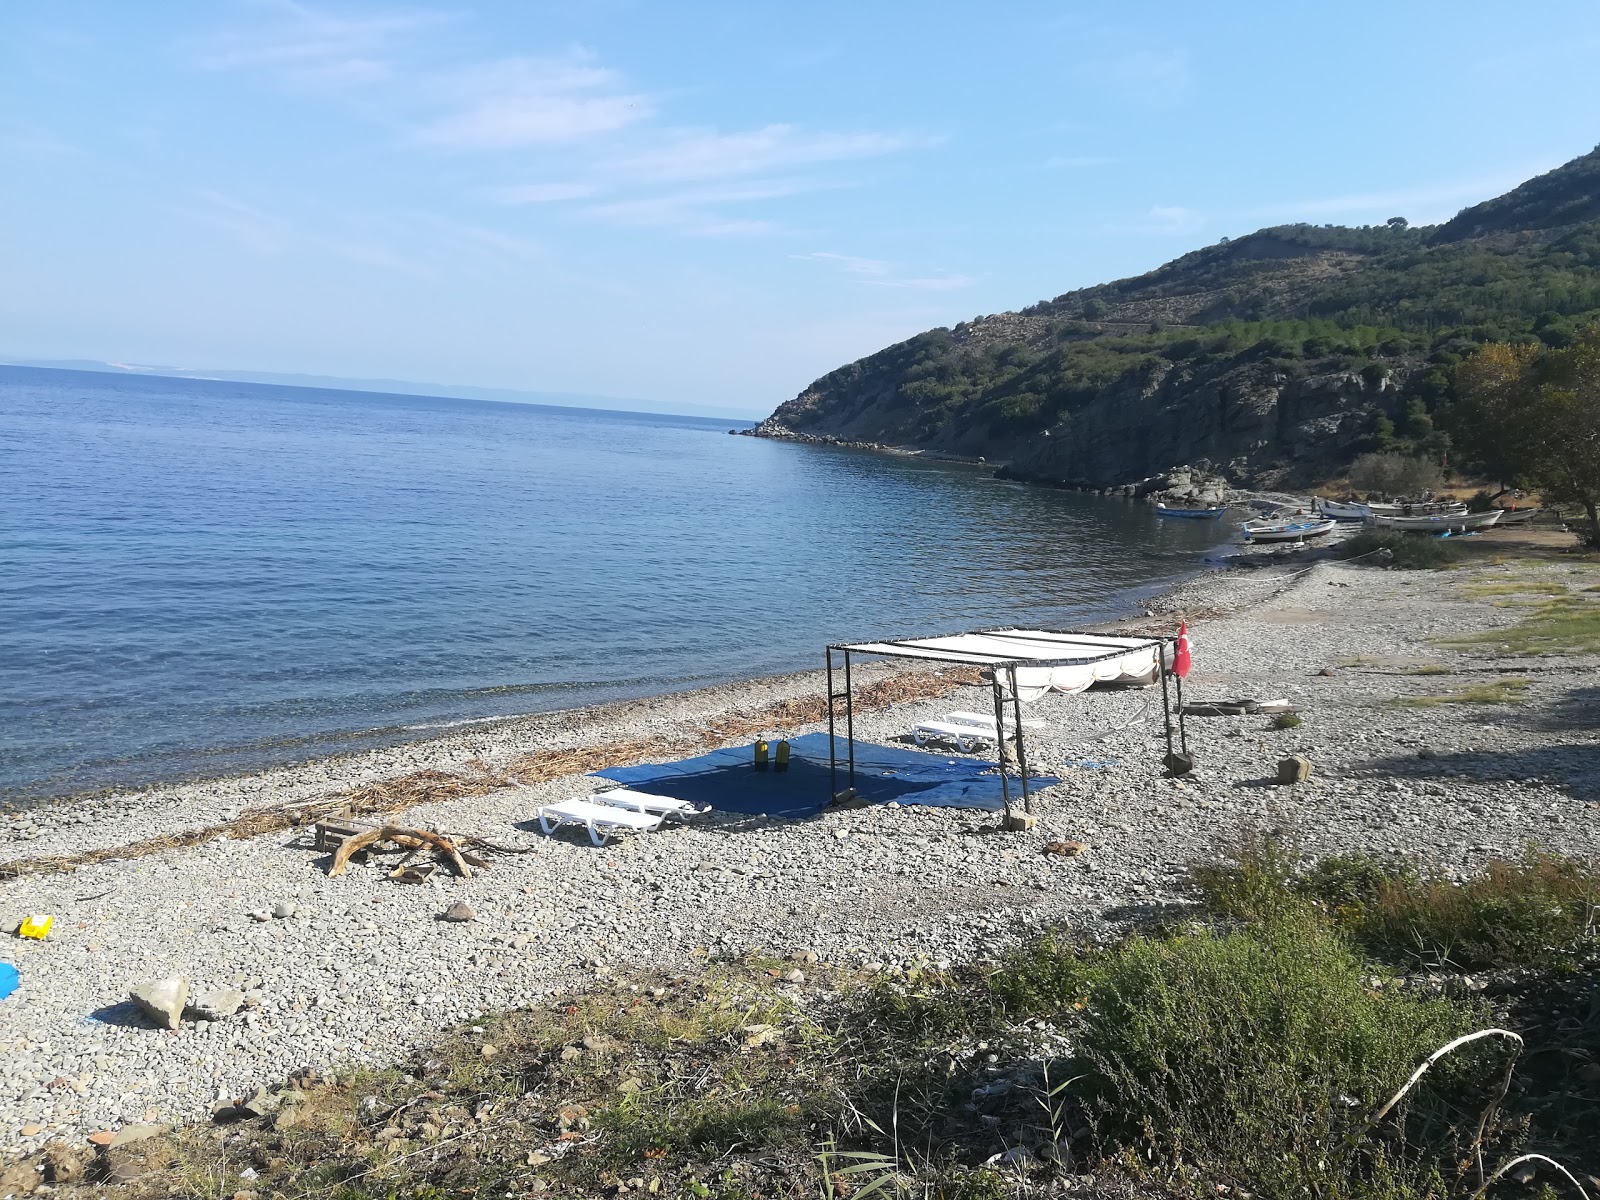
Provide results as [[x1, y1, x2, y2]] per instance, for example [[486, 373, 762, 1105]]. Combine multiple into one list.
[[1441, 592, 1600, 655], [1393, 678, 1531, 706]]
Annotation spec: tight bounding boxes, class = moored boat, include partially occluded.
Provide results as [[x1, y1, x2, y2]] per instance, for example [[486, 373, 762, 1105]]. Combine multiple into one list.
[[1314, 498, 1371, 521], [1241, 517, 1338, 543], [1154, 501, 1228, 519], [1372, 509, 1502, 533], [1366, 500, 1467, 518]]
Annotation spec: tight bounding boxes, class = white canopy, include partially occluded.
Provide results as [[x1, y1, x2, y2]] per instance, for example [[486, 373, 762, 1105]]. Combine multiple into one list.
[[834, 628, 1162, 700]]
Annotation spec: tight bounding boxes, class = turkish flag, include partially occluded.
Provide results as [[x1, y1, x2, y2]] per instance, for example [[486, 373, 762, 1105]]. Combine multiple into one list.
[[1173, 622, 1192, 678]]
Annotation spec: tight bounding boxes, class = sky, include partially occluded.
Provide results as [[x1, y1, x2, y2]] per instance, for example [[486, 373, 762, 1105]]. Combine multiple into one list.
[[4, 1, 1600, 419]]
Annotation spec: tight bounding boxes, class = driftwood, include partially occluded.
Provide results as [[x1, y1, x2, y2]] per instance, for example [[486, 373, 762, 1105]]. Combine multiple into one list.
[[328, 825, 474, 879]]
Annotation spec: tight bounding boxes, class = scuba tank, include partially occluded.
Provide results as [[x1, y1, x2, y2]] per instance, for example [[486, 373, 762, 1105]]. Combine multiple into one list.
[[774, 739, 791, 772], [754, 738, 769, 771]]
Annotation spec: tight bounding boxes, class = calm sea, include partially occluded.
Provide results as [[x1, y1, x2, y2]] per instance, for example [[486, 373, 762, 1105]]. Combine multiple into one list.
[[0, 366, 1228, 803]]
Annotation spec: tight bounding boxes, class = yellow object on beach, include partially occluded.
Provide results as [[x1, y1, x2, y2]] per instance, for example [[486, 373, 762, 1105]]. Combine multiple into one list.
[[17, 915, 53, 940]]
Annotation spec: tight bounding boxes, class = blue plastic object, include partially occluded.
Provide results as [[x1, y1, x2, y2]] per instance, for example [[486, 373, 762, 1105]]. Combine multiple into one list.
[[0, 962, 18, 1001], [593, 731, 1060, 816]]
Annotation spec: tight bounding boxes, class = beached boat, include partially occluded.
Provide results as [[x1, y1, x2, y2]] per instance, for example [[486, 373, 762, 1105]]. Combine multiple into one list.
[[1494, 506, 1542, 526], [1372, 509, 1503, 533], [1314, 498, 1371, 521], [1154, 501, 1228, 519], [1366, 500, 1467, 518], [1241, 517, 1338, 543]]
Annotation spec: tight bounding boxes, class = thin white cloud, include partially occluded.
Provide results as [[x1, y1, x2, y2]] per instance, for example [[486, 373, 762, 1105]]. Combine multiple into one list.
[[610, 124, 911, 183], [1045, 154, 1114, 169], [794, 251, 973, 292], [1250, 164, 1563, 226], [1107, 204, 1206, 236], [415, 55, 651, 148], [193, 1, 444, 88], [490, 182, 600, 205], [1098, 48, 1190, 91], [584, 183, 805, 236], [187, 190, 293, 255]]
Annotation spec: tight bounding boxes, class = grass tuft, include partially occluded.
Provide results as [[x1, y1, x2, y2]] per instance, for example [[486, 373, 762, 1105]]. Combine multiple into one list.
[[1340, 530, 1467, 569], [1393, 678, 1530, 706], [1270, 711, 1303, 729], [1441, 594, 1600, 655]]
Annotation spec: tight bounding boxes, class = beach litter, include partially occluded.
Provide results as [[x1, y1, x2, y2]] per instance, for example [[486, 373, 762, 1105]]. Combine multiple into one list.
[[15, 914, 52, 940], [0, 962, 18, 1000]]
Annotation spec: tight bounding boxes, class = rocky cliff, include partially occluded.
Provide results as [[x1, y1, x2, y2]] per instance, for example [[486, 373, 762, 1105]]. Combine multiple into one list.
[[750, 145, 1600, 491]]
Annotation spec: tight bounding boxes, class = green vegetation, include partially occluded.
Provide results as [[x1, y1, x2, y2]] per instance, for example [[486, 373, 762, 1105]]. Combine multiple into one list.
[[58, 842, 1600, 1199], [766, 146, 1600, 493], [1393, 678, 1531, 706], [1340, 529, 1467, 568], [1442, 590, 1600, 654], [1348, 450, 1444, 496], [1191, 833, 1600, 972], [1270, 710, 1303, 728]]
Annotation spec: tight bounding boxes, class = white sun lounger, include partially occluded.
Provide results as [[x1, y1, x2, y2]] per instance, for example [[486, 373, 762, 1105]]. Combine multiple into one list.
[[537, 798, 663, 846], [591, 787, 704, 819], [944, 710, 1046, 731], [911, 720, 996, 751]]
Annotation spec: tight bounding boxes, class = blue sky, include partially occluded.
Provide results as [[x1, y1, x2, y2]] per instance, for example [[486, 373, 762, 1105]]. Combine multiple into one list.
[[4, 1, 1599, 418]]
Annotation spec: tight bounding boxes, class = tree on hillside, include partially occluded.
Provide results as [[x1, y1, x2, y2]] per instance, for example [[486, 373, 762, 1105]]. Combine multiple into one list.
[[1456, 326, 1600, 545], [1348, 451, 1442, 497]]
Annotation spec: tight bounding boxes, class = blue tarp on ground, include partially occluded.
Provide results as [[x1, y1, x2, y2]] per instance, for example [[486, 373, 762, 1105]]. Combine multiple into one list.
[[592, 731, 1058, 817]]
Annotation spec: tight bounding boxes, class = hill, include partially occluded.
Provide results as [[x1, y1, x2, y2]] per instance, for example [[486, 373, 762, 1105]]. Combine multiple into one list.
[[751, 145, 1600, 492]]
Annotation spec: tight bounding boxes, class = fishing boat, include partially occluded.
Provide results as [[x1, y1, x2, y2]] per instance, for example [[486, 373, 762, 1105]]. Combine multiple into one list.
[[1314, 498, 1371, 521], [1241, 517, 1338, 543], [1154, 501, 1228, 519], [1366, 500, 1467, 518], [1493, 506, 1543, 526], [1372, 509, 1502, 533]]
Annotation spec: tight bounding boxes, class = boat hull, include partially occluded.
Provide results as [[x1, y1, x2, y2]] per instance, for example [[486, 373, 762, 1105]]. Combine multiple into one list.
[[1154, 503, 1227, 519], [1242, 518, 1338, 543], [1315, 499, 1370, 521], [1372, 510, 1502, 532]]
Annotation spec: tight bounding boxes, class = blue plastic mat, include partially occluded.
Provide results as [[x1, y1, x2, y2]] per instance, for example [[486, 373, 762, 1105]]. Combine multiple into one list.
[[0, 962, 17, 1001], [592, 731, 1058, 817]]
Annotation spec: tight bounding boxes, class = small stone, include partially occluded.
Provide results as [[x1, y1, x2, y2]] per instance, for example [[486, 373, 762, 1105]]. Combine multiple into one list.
[[442, 901, 476, 923], [129, 977, 189, 1030], [19, 1124, 42, 1137], [0, 1163, 39, 1196], [248, 910, 271, 923], [271, 902, 295, 919], [109, 1124, 165, 1148], [190, 988, 246, 1021], [238, 1088, 279, 1119], [86, 1131, 116, 1147], [480, 1043, 499, 1060], [1277, 756, 1312, 785], [1044, 840, 1089, 857], [1319, 667, 1337, 677], [789, 949, 819, 964], [1417, 747, 1438, 760], [784, 969, 805, 984], [1577, 1062, 1600, 1083]]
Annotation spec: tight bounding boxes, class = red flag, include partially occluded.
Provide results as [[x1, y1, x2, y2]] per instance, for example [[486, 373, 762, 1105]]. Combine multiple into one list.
[[1173, 622, 1192, 678]]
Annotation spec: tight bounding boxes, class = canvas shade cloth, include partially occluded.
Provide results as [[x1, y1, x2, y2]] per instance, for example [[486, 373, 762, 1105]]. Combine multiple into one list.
[[837, 629, 1161, 702]]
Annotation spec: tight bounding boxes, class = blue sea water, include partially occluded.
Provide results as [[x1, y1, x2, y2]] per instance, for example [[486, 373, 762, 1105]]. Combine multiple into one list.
[[0, 366, 1227, 803]]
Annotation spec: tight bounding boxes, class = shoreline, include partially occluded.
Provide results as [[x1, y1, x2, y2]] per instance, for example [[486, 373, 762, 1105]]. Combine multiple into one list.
[[2, 553, 1221, 818], [5, 545, 1597, 1156]]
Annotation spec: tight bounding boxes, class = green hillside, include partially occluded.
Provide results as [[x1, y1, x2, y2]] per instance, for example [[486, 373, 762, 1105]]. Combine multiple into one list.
[[753, 145, 1600, 490]]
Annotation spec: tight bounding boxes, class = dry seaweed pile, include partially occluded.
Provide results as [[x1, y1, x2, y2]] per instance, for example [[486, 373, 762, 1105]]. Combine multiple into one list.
[[1, 666, 980, 882]]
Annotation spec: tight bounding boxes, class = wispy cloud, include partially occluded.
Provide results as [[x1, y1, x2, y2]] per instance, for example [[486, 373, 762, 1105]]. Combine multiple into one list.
[[1249, 164, 1561, 226], [793, 251, 973, 292], [584, 183, 807, 236], [1107, 204, 1206, 236], [610, 124, 911, 183], [415, 55, 651, 148], [1045, 154, 1114, 169], [489, 181, 600, 205], [186, 190, 293, 255], [193, 0, 444, 89]]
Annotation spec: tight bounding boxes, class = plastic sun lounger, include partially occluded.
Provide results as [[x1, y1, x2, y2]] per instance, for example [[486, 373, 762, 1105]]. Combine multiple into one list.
[[590, 787, 705, 819], [944, 710, 1046, 730], [911, 720, 996, 751], [536, 798, 663, 846]]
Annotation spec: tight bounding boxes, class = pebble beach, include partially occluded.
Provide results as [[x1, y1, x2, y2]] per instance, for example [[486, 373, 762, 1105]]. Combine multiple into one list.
[[3, 548, 1599, 1155]]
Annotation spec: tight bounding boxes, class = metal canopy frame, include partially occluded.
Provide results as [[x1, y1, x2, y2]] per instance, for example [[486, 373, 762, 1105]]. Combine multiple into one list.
[[824, 625, 1189, 824]]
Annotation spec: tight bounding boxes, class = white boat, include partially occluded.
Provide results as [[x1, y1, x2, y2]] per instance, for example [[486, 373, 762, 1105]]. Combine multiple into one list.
[[1314, 498, 1371, 521], [1154, 501, 1228, 520], [1242, 517, 1338, 543], [1372, 509, 1502, 533], [1493, 506, 1542, 526], [1366, 500, 1467, 518]]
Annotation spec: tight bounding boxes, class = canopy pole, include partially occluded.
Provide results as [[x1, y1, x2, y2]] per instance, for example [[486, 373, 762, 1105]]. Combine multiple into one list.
[[991, 673, 1012, 823], [826, 646, 837, 800], [1174, 673, 1190, 755], [1009, 664, 1032, 813], [844, 649, 856, 794], [1159, 640, 1177, 767]]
